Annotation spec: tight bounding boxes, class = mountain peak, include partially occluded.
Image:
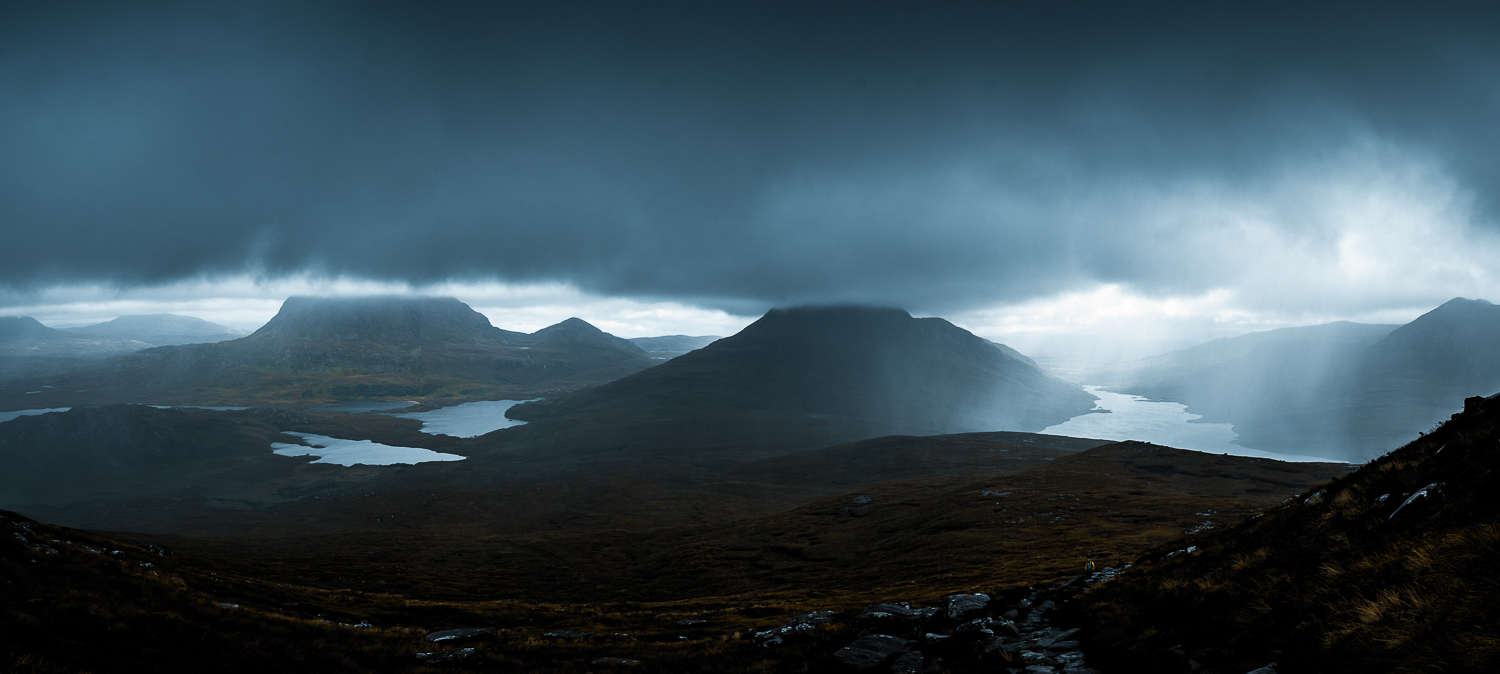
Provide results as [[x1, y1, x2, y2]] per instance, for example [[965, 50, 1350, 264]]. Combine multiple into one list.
[[508, 305, 1093, 453], [534, 317, 603, 335], [528, 317, 646, 356], [1428, 296, 1495, 315], [1383, 296, 1500, 339]]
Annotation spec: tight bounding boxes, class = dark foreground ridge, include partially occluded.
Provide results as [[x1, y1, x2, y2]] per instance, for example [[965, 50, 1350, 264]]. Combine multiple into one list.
[[1063, 393, 1500, 673]]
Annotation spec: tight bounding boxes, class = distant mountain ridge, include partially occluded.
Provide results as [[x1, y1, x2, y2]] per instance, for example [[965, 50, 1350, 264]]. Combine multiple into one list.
[[629, 335, 721, 359], [504, 305, 1095, 457], [1102, 298, 1500, 460], [250, 296, 520, 347], [65, 314, 246, 345], [0, 296, 655, 409], [1, 316, 155, 382]]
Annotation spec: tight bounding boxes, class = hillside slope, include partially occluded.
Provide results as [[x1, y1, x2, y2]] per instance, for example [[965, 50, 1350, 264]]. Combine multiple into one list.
[[1067, 391, 1500, 674]]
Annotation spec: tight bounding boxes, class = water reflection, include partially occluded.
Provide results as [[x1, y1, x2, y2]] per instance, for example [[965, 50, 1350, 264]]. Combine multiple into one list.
[[271, 432, 466, 466], [391, 399, 533, 438], [1043, 386, 1335, 463]]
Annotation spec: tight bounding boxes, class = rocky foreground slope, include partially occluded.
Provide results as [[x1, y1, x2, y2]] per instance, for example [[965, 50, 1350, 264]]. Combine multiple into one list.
[[1062, 392, 1500, 673]]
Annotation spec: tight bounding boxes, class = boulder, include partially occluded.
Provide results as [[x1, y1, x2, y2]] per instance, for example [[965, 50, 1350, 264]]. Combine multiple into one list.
[[1036, 628, 1079, 647], [415, 647, 478, 664], [424, 628, 491, 643], [752, 610, 835, 647], [1388, 482, 1445, 520], [943, 593, 990, 621], [835, 635, 912, 670], [891, 650, 925, 674], [862, 603, 924, 619], [542, 631, 594, 639]]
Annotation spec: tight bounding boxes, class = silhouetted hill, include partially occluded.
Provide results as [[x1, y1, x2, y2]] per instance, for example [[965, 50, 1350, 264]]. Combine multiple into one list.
[[505, 306, 1095, 457], [0, 405, 303, 505], [0, 403, 465, 511], [0, 297, 655, 409], [65, 313, 247, 345], [1069, 392, 1500, 674], [250, 296, 522, 346]]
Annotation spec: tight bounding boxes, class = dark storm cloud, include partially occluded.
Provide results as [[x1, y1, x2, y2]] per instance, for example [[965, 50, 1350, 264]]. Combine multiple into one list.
[[4, 1, 1500, 313]]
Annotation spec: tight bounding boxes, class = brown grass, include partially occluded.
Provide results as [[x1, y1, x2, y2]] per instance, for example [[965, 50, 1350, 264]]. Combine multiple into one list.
[[1064, 396, 1500, 674]]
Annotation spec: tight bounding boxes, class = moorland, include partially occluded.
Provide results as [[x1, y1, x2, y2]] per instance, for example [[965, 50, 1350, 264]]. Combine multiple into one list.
[[3, 296, 1500, 673]]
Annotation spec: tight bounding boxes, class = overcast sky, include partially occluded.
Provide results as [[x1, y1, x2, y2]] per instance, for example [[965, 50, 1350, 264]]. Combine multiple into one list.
[[5, 1, 1500, 340]]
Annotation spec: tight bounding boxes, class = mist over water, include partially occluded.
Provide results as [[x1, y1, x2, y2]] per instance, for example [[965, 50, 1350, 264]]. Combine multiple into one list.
[[1044, 386, 1338, 463]]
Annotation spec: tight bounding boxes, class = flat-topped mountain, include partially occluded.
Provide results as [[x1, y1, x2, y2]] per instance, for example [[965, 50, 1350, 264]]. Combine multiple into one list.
[[0, 297, 655, 409], [248, 296, 520, 347], [504, 306, 1095, 456], [65, 313, 246, 345]]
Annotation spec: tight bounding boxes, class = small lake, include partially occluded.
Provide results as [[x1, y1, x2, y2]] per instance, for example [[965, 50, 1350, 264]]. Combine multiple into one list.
[[1043, 386, 1336, 463], [389, 399, 533, 438], [271, 432, 466, 466]]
